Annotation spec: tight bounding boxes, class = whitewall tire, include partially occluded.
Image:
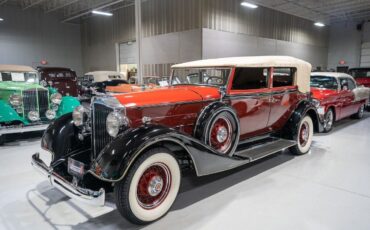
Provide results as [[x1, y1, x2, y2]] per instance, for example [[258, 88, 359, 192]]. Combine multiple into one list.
[[290, 115, 314, 155], [114, 148, 181, 225]]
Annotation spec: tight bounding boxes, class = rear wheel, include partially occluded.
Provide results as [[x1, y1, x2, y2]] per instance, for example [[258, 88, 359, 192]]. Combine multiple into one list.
[[114, 147, 181, 225], [290, 115, 314, 155], [353, 104, 365, 119], [323, 108, 334, 133]]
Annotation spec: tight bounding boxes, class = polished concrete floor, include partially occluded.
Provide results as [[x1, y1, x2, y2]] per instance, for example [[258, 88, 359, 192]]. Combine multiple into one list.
[[1, 114, 370, 230]]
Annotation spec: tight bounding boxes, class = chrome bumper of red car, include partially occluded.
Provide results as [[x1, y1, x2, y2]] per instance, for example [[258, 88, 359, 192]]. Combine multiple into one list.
[[31, 153, 105, 206], [0, 124, 49, 135]]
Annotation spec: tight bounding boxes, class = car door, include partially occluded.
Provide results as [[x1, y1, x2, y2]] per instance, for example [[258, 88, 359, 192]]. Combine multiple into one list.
[[228, 67, 271, 140], [267, 67, 300, 131], [338, 77, 355, 119]]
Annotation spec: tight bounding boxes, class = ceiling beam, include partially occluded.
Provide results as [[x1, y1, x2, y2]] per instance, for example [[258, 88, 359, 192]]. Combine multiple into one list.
[[45, 0, 80, 13], [22, 0, 44, 10], [61, 0, 125, 23]]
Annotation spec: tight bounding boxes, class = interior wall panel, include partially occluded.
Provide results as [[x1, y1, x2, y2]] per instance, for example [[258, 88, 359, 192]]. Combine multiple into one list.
[[81, 0, 329, 74], [0, 5, 83, 75]]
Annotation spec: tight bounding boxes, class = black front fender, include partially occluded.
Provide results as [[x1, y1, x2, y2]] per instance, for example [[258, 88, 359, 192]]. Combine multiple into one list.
[[91, 125, 249, 182], [41, 113, 88, 163]]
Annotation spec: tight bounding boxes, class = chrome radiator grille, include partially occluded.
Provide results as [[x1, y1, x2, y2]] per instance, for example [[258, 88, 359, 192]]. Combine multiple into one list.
[[22, 89, 49, 119], [23, 89, 37, 116], [38, 90, 49, 118], [92, 103, 113, 158]]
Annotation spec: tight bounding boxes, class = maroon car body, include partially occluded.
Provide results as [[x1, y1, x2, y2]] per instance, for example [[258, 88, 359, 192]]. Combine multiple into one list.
[[37, 67, 78, 96]]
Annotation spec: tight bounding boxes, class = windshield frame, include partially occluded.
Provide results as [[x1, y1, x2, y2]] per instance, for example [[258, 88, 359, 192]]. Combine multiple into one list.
[[170, 67, 232, 88]]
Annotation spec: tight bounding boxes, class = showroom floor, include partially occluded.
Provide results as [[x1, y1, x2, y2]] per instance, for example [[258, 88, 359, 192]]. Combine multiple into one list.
[[1, 115, 370, 230]]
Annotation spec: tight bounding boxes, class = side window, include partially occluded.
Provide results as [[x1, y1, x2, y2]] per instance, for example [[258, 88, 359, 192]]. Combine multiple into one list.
[[347, 79, 356, 90], [231, 68, 269, 90], [1, 72, 12, 81], [273, 68, 295, 87], [339, 78, 349, 90]]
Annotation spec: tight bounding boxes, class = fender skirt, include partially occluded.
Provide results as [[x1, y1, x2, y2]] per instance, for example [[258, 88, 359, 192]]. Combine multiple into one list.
[[91, 125, 250, 182]]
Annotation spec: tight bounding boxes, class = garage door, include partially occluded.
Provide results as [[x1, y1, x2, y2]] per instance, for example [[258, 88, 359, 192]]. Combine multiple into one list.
[[119, 42, 137, 65], [360, 42, 370, 67]]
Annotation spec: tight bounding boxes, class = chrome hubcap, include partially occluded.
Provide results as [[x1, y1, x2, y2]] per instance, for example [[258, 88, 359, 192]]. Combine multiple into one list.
[[325, 111, 333, 129], [148, 176, 163, 196], [216, 126, 228, 143]]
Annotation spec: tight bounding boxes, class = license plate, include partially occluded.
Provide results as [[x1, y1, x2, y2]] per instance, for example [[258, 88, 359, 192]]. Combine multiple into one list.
[[68, 158, 85, 177]]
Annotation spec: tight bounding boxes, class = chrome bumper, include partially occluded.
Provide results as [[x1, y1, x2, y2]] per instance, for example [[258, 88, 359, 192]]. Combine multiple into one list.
[[31, 153, 105, 206], [0, 124, 49, 135]]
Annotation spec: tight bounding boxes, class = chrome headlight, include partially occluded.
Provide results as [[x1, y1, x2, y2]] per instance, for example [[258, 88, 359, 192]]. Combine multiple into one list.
[[45, 110, 56, 120], [106, 111, 128, 137], [50, 93, 62, 104], [28, 111, 40, 121], [9, 94, 23, 106], [72, 105, 87, 127], [311, 99, 320, 108]]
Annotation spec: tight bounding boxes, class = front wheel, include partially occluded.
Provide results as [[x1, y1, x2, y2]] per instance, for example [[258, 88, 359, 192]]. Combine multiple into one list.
[[290, 115, 314, 155], [114, 147, 181, 225]]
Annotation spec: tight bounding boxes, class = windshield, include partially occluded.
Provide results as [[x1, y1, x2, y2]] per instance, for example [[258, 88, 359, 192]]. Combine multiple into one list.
[[171, 68, 230, 87], [0, 72, 39, 83], [349, 69, 370, 78], [48, 71, 76, 79], [310, 76, 338, 90]]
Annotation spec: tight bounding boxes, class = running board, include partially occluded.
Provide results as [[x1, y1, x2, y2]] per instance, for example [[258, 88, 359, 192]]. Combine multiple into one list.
[[234, 139, 296, 161]]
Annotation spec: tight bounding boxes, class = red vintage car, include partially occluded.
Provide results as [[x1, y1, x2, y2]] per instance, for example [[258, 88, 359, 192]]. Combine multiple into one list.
[[37, 67, 78, 96], [310, 72, 369, 132], [32, 56, 322, 224]]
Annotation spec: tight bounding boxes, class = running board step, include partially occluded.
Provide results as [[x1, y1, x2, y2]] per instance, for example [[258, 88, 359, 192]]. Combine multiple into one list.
[[234, 139, 296, 161]]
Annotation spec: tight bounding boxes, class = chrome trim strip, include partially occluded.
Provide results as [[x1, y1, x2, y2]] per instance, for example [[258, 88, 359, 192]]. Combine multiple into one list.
[[31, 153, 105, 206], [0, 124, 49, 135]]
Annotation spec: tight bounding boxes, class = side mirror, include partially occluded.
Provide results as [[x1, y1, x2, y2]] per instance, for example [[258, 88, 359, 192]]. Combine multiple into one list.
[[219, 86, 227, 101]]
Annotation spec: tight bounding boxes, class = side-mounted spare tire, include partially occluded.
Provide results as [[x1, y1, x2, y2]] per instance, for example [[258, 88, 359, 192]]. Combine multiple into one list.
[[198, 106, 240, 155]]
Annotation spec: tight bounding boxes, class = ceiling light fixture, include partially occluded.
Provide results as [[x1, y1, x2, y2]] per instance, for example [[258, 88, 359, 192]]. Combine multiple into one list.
[[92, 10, 113, 16], [241, 2, 258, 9], [0, 18, 4, 21], [314, 22, 325, 27]]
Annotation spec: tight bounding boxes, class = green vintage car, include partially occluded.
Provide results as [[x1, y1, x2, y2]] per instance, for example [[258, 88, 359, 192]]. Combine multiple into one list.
[[0, 65, 80, 145]]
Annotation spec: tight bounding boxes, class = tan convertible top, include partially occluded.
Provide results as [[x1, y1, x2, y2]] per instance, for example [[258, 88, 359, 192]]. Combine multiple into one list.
[[0, 64, 36, 72], [172, 56, 312, 93]]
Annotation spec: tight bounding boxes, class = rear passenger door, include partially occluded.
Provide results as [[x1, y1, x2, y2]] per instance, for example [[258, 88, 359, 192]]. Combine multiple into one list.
[[228, 67, 271, 139], [338, 77, 355, 118], [267, 67, 299, 131]]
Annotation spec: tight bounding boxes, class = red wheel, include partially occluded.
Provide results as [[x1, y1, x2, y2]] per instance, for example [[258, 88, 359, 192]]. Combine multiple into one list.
[[209, 117, 233, 153], [136, 163, 172, 210], [203, 110, 239, 155], [299, 121, 310, 147]]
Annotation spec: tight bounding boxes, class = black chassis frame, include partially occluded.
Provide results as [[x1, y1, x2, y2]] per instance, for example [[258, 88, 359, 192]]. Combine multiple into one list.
[[36, 99, 323, 194]]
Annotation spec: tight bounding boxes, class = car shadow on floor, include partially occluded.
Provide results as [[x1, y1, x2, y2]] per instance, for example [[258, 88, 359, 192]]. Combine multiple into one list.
[[60, 150, 295, 229], [1, 131, 43, 147], [316, 113, 370, 136]]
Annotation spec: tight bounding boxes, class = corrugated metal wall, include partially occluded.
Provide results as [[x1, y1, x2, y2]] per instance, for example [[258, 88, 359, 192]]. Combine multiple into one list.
[[81, 0, 329, 73]]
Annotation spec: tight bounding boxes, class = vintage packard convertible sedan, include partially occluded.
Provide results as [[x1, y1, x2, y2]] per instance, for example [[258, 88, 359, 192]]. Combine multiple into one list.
[[32, 56, 322, 224], [310, 72, 369, 132], [0, 65, 80, 145]]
